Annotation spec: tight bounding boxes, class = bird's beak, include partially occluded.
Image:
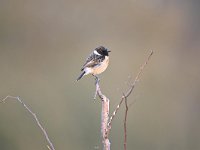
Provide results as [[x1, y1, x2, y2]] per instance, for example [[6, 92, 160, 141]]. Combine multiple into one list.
[[108, 50, 111, 53]]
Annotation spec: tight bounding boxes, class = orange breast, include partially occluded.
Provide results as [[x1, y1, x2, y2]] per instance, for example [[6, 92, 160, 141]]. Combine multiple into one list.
[[92, 56, 109, 75]]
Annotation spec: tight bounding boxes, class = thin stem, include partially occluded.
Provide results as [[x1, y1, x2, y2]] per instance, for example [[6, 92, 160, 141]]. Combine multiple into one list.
[[108, 50, 153, 131], [124, 94, 128, 150], [1, 96, 56, 150]]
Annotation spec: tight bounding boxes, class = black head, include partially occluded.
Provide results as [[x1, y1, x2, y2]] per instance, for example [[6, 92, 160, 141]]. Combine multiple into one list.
[[95, 46, 111, 56]]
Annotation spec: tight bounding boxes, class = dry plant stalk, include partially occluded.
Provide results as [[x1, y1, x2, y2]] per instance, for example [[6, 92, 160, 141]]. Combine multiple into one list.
[[1, 51, 153, 150], [95, 50, 153, 150], [95, 78, 110, 150], [124, 94, 128, 150], [0, 96, 55, 150], [108, 50, 153, 130]]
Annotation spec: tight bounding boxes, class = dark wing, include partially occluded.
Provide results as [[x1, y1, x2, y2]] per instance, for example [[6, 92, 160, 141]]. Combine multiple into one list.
[[81, 52, 105, 71]]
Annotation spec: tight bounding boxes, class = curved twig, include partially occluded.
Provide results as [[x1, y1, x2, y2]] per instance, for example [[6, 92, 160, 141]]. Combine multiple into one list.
[[1, 96, 56, 150]]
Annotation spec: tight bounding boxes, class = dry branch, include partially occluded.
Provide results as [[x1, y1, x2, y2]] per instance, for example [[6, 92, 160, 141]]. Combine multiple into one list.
[[1, 51, 153, 150], [95, 50, 153, 150], [108, 50, 153, 130], [106, 50, 153, 150], [95, 78, 110, 150], [124, 94, 128, 150], [1, 95, 55, 150]]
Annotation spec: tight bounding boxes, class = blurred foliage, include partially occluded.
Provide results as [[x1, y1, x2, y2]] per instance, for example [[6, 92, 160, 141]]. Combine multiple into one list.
[[0, 0, 200, 150]]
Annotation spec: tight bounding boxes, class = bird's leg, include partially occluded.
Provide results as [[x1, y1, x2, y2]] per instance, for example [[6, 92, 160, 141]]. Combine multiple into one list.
[[93, 75, 100, 100], [95, 75, 100, 84]]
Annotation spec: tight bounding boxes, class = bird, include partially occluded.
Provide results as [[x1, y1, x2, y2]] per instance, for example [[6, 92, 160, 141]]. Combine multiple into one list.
[[77, 46, 111, 81]]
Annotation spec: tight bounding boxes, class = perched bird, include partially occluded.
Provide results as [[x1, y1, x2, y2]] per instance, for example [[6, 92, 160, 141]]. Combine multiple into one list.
[[77, 46, 111, 81]]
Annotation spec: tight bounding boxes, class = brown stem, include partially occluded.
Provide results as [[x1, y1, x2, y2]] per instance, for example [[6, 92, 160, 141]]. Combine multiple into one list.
[[108, 50, 153, 131], [124, 94, 128, 150], [95, 78, 110, 150], [1, 96, 56, 150]]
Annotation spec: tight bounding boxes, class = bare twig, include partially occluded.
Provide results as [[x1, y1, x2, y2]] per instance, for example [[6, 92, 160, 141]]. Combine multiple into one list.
[[108, 50, 153, 130], [107, 95, 124, 130], [94, 76, 100, 100], [1, 95, 56, 150], [124, 94, 128, 150], [95, 78, 110, 150]]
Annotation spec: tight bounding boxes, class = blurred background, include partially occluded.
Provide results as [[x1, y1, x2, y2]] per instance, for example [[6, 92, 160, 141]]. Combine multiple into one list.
[[0, 0, 200, 150]]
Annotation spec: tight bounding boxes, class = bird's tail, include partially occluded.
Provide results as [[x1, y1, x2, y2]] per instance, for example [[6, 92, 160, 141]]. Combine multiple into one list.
[[76, 71, 85, 81]]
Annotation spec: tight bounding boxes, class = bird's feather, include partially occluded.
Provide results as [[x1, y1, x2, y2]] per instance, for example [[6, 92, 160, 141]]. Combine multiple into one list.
[[81, 52, 105, 71]]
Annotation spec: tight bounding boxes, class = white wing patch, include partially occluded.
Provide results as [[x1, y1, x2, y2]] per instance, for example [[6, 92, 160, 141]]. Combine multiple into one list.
[[94, 50, 101, 56]]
